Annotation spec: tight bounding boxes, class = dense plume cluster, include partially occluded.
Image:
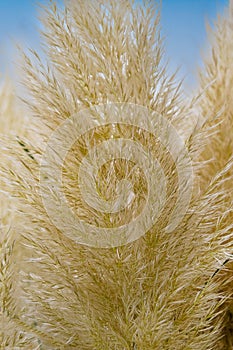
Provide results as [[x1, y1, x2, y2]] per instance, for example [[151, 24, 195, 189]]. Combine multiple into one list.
[[0, 1, 233, 349]]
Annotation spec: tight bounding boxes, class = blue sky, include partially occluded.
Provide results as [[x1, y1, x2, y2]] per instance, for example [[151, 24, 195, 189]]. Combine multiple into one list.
[[0, 0, 229, 89], [161, 0, 228, 87]]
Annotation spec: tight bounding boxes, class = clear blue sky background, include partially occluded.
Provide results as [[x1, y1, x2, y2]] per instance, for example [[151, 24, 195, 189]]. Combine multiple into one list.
[[0, 0, 229, 89]]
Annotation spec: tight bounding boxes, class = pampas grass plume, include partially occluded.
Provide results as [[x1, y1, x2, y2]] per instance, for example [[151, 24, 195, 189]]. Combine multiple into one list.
[[0, 1, 233, 349]]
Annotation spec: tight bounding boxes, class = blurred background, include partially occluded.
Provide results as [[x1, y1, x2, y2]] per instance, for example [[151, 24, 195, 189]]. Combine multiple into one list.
[[0, 0, 229, 89]]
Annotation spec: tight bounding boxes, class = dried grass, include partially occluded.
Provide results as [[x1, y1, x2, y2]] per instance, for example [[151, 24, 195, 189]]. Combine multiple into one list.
[[0, 0, 233, 349]]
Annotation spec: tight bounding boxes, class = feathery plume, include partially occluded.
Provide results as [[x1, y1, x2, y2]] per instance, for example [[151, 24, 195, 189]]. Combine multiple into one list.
[[0, 79, 39, 347], [1, 1, 233, 348], [193, 1, 233, 346]]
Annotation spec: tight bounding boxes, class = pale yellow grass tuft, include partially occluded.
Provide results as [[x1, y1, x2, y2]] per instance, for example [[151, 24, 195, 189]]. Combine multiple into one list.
[[192, 2, 233, 347], [0, 1, 233, 349]]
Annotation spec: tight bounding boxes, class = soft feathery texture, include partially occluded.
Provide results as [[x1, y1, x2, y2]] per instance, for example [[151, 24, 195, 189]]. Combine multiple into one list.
[[0, 79, 39, 347], [193, 2, 233, 348], [0, 1, 233, 349], [0, 79, 26, 228]]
